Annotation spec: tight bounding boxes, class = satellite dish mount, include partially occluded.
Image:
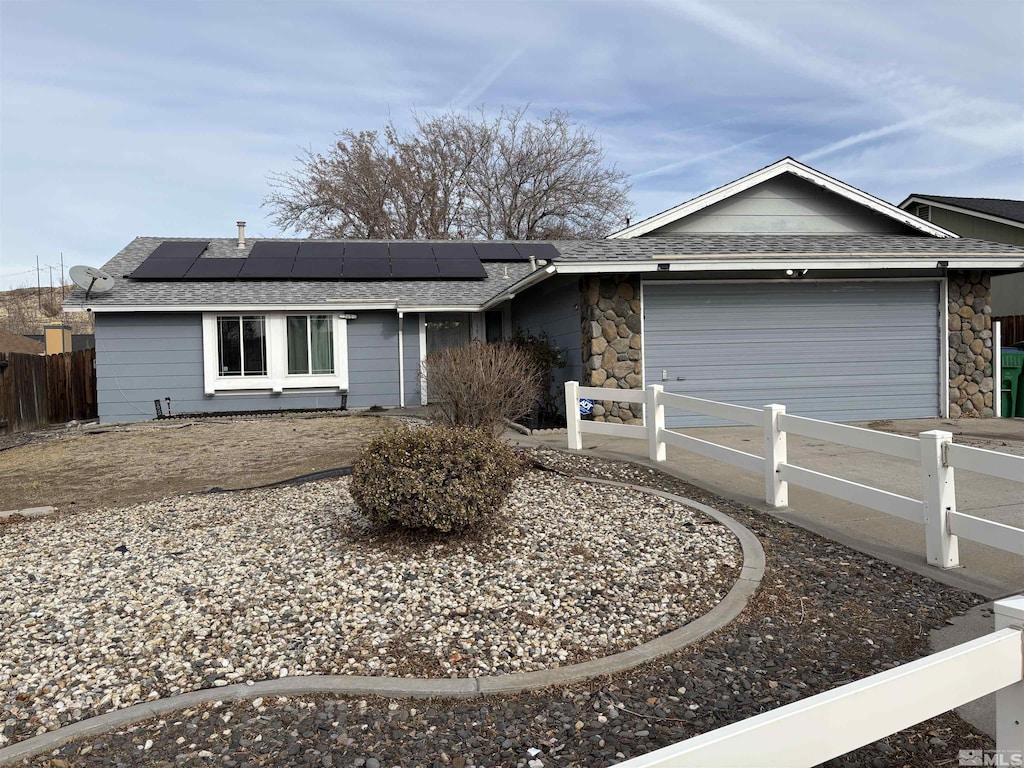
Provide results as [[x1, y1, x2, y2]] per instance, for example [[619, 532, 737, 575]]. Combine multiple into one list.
[[69, 265, 115, 300]]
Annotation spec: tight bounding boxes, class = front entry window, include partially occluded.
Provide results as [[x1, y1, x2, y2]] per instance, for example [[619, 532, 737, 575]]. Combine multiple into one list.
[[425, 313, 471, 355]]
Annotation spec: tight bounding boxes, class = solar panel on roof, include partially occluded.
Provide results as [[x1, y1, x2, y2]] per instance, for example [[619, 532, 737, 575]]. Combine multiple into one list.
[[290, 258, 344, 279], [344, 243, 388, 259], [342, 257, 391, 279], [237, 257, 295, 279], [432, 242, 479, 260], [148, 241, 209, 259], [129, 258, 197, 279], [513, 243, 559, 262], [388, 243, 435, 260], [184, 259, 244, 280], [297, 242, 344, 259], [390, 258, 439, 279], [436, 258, 487, 278], [248, 242, 299, 259], [474, 243, 523, 261]]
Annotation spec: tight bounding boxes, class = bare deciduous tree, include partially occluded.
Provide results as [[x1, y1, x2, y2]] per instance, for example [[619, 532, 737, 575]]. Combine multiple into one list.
[[264, 108, 632, 240]]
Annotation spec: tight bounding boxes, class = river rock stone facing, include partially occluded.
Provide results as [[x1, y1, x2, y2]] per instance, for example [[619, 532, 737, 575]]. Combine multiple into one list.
[[580, 275, 645, 425], [947, 271, 994, 418]]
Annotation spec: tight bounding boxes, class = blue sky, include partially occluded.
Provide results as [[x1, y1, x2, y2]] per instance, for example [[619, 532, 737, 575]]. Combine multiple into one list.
[[2, 0, 1022, 289]]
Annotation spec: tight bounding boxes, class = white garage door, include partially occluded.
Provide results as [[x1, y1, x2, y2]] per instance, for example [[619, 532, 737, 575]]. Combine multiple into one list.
[[642, 281, 942, 428]]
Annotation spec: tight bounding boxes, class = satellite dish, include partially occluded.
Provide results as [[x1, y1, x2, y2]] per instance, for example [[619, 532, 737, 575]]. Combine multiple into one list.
[[69, 265, 115, 299]]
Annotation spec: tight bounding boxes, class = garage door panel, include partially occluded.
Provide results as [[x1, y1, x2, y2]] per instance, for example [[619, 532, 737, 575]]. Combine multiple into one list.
[[646, 334, 938, 351], [671, 367, 939, 385], [643, 281, 941, 428]]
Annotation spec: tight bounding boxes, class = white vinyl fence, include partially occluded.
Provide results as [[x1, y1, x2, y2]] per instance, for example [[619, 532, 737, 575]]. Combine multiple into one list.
[[565, 382, 1024, 569], [611, 595, 1024, 767]]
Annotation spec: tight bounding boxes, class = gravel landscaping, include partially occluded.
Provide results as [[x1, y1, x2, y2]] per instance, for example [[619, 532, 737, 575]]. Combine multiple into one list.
[[5, 447, 994, 768], [0, 467, 740, 747]]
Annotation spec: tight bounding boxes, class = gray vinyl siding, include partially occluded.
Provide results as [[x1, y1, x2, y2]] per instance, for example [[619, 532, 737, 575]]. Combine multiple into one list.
[[94, 311, 415, 423], [647, 175, 913, 236], [511, 276, 582, 411], [345, 312, 422, 409], [642, 281, 941, 428]]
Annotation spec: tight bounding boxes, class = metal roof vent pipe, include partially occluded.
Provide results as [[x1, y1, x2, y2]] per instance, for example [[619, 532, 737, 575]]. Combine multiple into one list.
[[236, 221, 246, 249], [529, 254, 537, 271]]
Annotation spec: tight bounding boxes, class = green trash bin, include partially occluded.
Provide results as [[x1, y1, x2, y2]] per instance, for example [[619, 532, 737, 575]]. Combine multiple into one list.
[[1002, 350, 1024, 417]]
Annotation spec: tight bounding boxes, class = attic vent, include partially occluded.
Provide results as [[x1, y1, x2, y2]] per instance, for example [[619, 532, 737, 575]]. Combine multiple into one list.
[[913, 204, 931, 222]]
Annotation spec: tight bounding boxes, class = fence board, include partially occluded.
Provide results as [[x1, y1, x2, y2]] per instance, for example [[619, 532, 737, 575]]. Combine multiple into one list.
[[779, 463, 925, 523], [660, 429, 765, 474], [0, 349, 97, 434], [995, 315, 1024, 347], [947, 442, 1024, 483], [613, 628, 1023, 767], [778, 413, 921, 461]]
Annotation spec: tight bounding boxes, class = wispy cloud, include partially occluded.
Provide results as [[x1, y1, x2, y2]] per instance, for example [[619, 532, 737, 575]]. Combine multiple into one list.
[[801, 109, 954, 162], [450, 42, 532, 111], [632, 132, 780, 180]]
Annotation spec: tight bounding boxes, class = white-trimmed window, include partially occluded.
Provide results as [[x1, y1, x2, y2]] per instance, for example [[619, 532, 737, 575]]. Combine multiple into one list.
[[202, 312, 349, 394]]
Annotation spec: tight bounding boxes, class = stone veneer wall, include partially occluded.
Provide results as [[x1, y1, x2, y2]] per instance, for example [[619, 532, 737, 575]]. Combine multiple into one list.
[[948, 270, 994, 418], [579, 275, 644, 425]]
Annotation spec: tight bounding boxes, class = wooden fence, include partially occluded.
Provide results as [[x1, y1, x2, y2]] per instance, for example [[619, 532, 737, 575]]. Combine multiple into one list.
[[995, 315, 1024, 347], [0, 349, 97, 434]]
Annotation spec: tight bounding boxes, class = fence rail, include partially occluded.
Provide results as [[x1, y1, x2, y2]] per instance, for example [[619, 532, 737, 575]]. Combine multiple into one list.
[[572, 384, 1024, 767], [0, 349, 96, 434], [565, 381, 1024, 570], [613, 597, 1024, 767]]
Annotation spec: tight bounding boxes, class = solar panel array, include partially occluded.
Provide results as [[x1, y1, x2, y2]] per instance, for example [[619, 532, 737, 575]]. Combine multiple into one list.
[[128, 241, 558, 281]]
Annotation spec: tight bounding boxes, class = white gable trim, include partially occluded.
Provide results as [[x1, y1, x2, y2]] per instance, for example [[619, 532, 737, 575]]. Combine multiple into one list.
[[899, 195, 1024, 231], [609, 157, 959, 240]]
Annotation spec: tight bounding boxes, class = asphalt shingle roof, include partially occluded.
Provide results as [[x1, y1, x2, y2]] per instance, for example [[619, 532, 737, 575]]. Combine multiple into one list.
[[69, 234, 1024, 309], [910, 195, 1024, 226], [0, 329, 45, 355], [70, 238, 537, 308]]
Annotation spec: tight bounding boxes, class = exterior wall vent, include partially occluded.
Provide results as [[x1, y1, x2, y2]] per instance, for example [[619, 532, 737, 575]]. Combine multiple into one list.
[[914, 204, 931, 222]]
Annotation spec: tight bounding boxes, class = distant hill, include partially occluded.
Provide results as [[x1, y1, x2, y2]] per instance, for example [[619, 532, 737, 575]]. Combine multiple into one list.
[[0, 285, 94, 336]]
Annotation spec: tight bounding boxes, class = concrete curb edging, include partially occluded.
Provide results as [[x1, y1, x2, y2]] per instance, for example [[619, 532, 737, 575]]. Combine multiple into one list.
[[0, 478, 764, 766], [0, 506, 55, 522]]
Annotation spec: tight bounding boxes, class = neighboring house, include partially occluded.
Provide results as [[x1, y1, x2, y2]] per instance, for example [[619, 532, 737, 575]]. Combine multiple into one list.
[[899, 194, 1024, 316], [67, 158, 1024, 425], [0, 329, 45, 355]]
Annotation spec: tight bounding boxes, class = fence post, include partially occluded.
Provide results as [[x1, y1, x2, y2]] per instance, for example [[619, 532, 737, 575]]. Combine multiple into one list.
[[994, 595, 1024, 758], [763, 404, 788, 508], [920, 430, 959, 568], [647, 384, 665, 462], [565, 381, 582, 451], [994, 320, 1002, 418]]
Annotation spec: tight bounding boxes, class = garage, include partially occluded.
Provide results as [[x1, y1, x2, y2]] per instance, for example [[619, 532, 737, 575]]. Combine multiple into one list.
[[642, 280, 942, 428]]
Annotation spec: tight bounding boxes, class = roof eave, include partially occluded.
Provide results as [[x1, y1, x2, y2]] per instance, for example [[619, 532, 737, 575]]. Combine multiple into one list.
[[899, 195, 1024, 231]]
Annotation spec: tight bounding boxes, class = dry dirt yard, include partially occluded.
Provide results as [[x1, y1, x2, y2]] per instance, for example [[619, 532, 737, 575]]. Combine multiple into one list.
[[0, 413, 397, 514]]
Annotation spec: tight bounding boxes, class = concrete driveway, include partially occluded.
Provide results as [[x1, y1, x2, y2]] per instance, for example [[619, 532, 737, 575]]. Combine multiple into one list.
[[526, 417, 1024, 599]]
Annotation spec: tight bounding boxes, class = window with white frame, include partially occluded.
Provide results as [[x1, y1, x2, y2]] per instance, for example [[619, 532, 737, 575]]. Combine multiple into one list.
[[202, 312, 349, 394], [286, 315, 334, 375], [216, 315, 268, 377]]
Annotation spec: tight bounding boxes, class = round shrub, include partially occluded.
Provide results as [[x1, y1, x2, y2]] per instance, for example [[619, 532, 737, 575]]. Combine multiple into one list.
[[350, 425, 520, 533]]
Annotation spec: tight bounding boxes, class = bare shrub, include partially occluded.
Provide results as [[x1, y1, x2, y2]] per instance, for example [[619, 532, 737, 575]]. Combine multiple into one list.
[[350, 425, 520, 533], [423, 342, 541, 434]]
